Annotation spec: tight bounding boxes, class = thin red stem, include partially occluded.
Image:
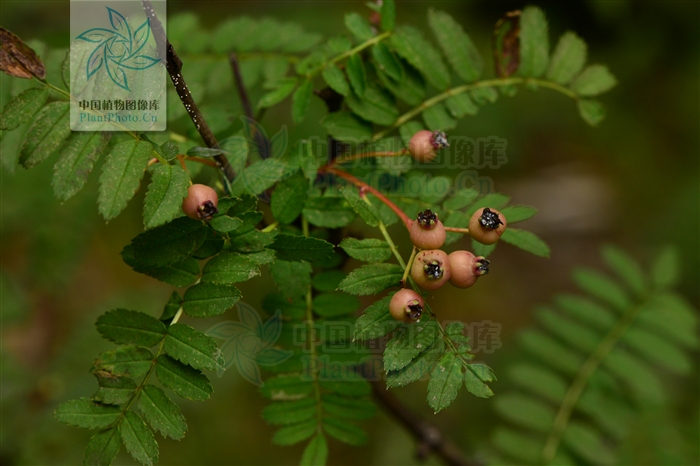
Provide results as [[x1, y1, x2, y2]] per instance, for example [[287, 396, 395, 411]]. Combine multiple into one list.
[[185, 156, 219, 168], [331, 149, 407, 166], [320, 166, 411, 227]]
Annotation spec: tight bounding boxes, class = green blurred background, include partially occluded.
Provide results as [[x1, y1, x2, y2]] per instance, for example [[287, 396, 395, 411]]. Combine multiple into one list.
[[1, 1, 698, 465]]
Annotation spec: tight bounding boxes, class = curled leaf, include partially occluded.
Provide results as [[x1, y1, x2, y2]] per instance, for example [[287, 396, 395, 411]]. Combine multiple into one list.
[[0, 27, 46, 79], [492, 10, 520, 78]]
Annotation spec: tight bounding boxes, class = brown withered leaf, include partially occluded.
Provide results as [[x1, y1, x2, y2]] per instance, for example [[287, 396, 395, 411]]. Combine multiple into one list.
[[0, 27, 46, 79], [493, 10, 521, 78]]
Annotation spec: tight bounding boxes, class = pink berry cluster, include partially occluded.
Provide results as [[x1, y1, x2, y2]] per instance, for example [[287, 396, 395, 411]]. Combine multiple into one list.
[[390, 202, 507, 323]]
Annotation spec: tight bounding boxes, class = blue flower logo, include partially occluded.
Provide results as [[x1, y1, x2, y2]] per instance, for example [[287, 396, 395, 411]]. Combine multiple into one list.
[[206, 302, 293, 386], [76, 7, 160, 91]]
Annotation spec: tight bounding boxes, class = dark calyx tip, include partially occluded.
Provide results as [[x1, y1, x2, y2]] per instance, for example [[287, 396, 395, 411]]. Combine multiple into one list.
[[478, 207, 503, 230]]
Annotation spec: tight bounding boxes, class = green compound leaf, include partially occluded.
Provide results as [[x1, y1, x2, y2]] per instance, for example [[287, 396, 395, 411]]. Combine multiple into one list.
[[562, 421, 617, 464], [498, 205, 538, 223], [143, 164, 190, 230], [273, 419, 317, 446], [262, 398, 317, 425], [601, 244, 646, 295], [226, 211, 263, 236], [95, 309, 166, 347], [230, 158, 289, 197], [208, 215, 244, 234], [93, 346, 154, 378], [346, 54, 367, 98], [52, 131, 110, 201], [346, 85, 399, 126], [572, 267, 630, 311], [464, 364, 494, 398], [164, 324, 224, 371], [120, 411, 159, 466], [344, 12, 374, 42], [445, 93, 479, 118], [292, 79, 313, 124], [464, 192, 510, 217], [138, 385, 187, 440], [422, 103, 456, 131], [339, 238, 392, 263], [270, 260, 312, 300], [470, 86, 498, 105], [371, 42, 402, 81], [443, 188, 480, 211], [258, 78, 297, 109], [546, 31, 587, 85], [428, 9, 483, 83], [84, 427, 122, 466], [321, 64, 349, 96], [0, 87, 48, 130], [300, 433, 328, 466], [201, 251, 260, 284], [319, 372, 371, 397], [313, 293, 360, 317], [131, 217, 208, 267], [98, 139, 154, 221], [321, 111, 372, 142], [570, 64, 617, 96], [303, 196, 357, 228], [271, 170, 308, 224], [500, 228, 551, 258], [122, 245, 200, 288], [261, 374, 314, 400], [577, 98, 606, 126], [384, 320, 440, 372], [323, 417, 367, 446], [182, 282, 242, 318], [94, 375, 137, 405], [155, 355, 213, 401], [518, 6, 550, 78], [269, 234, 335, 262], [494, 393, 556, 432], [341, 188, 381, 227], [322, 394, 376, 420], [338, 263, 403, 295], [19, 101, 71, 168], [54, 398, 121, 429], [391, 25, 451, 90], [386, 341, 444, 388], [380, 61, 426, 106], [353, 295, 399, 341], [491, 428, 543, 464], [427, 352, 463, 413]]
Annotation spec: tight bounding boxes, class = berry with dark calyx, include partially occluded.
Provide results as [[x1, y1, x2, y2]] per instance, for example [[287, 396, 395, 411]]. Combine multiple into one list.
[[411, 249, 451, 291], [408, 130, 450, 162], [182, 184, 219, 220], [389, 288, 424, 323], [468, 207, 507, 245], [409, 209, 446, 249], [448, 250, 491, 289]]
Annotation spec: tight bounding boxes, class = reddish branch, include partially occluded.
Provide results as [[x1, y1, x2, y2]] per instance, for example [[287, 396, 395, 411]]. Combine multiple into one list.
[[332, 149, 407, 166], [319, 166, 411, 227]]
